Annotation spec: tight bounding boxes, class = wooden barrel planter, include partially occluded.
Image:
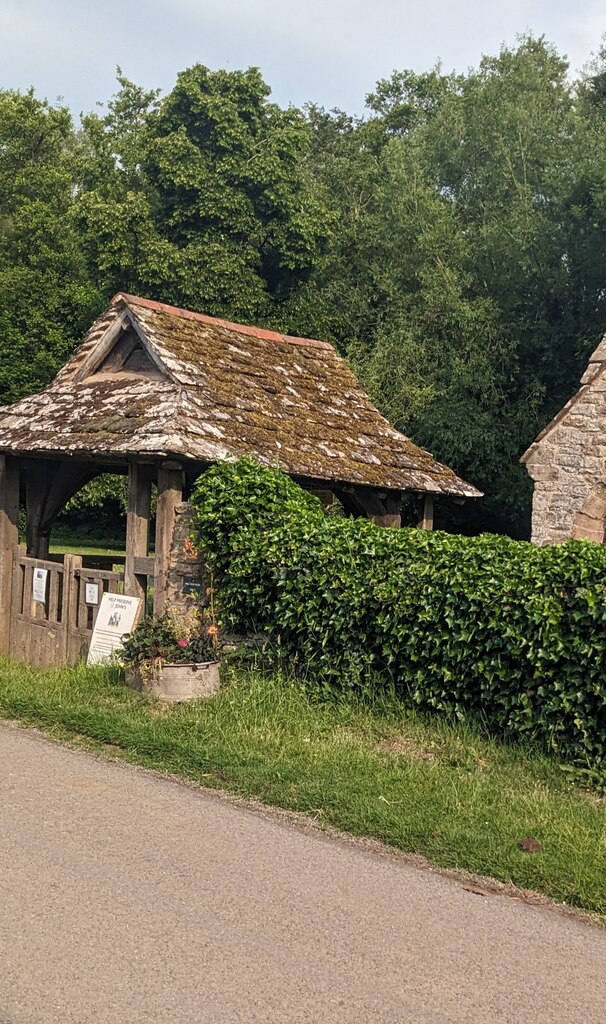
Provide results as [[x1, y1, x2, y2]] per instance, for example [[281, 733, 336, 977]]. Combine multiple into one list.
[[125, 661, 220, 702]]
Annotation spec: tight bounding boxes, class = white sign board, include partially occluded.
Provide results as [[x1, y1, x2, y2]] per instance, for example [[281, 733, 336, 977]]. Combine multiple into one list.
[[32, 567, 48, 603], [85, 582, 100, 606], [87, 593, 141, 666]]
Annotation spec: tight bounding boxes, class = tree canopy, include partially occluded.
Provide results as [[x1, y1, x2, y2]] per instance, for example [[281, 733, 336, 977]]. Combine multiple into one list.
[[0, 91, 101, 402], [76, 66, 330, 321], [3, 38, 606, 536]]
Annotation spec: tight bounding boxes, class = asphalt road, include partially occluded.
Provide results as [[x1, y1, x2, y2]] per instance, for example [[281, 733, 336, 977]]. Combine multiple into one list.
[[1, 723, 605, 1024]]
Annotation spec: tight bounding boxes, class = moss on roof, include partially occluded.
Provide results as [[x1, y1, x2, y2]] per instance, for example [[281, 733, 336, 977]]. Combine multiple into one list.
[[0, 293, 481, 498]]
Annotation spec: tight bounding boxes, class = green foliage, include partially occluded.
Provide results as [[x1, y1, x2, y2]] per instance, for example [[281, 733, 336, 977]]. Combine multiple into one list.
[[56, 473, 130, 539], [291, 37, 606, 535], [77, 66, 331, 322], [7, 40, 606, 538], [190, 460, 606, 779], [120, 611, 218, 665], [63, 474, 128, 513], [0, 90, 100, 403]]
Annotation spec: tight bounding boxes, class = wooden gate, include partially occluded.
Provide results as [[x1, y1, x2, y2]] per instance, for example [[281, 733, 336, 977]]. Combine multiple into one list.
[[9, 549, 124, 668]]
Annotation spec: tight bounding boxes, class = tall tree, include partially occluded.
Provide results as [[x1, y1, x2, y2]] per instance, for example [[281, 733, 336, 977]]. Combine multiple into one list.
[[77, 66, 331, 322], [296, 37, 604, 535], [6, 43, 606, 538], [0, 91, 99, 403]]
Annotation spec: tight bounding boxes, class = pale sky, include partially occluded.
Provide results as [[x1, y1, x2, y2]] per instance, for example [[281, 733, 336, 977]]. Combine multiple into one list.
[[0, 0, 604, 117]]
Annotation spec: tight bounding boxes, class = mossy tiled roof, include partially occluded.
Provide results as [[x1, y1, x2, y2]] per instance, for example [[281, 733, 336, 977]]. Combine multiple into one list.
[[0, 294, 481, 497]]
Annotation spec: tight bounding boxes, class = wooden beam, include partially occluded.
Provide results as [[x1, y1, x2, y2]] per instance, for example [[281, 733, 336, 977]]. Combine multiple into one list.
[[124, 463, 153, 616], [74, 312, 129, 382], [153, 462, 183, 617], [25, 468, 50, 558], [0, 455, 19, 653], [40, 463, 96, 532], [63, 553, 82, 662], [23, 459, 96, 556], [419, 495, 434, 530], [126, 314, 171, 379], [336, 486, 401, 528], [379, 493, 402, 529], [133, 556, 155, 575]]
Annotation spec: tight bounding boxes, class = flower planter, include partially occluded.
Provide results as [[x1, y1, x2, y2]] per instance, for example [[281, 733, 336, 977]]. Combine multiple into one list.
[[125, 661, 221, 702]]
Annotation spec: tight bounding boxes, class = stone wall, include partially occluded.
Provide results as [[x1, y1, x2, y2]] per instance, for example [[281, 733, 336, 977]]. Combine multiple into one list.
[[525, 342, 606, 544], [165, 502, 207, 611]]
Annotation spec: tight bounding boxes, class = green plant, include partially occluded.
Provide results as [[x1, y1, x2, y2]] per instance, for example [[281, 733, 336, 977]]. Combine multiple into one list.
[[190, 458, 606, 781], [120, 608, 219, 666]]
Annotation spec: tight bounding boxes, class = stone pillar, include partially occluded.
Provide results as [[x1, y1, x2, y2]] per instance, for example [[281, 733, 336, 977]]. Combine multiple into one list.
[[150, 496, 206, 619], [165, 503, 207, 612]]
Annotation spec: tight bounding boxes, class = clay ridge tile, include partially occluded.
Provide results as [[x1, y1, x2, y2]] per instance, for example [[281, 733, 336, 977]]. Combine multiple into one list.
[[115, 293, 334, 352]]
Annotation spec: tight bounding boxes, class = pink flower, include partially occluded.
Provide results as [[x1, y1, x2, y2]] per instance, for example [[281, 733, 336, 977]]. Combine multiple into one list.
[[178, 640, 188, 648]]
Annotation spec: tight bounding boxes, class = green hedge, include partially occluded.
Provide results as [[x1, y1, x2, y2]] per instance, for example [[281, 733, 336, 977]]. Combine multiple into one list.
[[190, 459, 606, 775]]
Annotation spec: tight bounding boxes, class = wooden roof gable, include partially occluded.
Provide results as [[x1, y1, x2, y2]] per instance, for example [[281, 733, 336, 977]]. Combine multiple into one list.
[[0, 293, 481, 497]]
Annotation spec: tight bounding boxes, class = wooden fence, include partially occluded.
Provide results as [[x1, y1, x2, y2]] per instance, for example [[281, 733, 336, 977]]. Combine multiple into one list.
[[9, 548, 124, 668]]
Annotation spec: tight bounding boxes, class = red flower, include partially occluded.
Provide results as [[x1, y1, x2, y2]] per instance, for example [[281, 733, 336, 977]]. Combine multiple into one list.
[[178, 639, 188, 648]]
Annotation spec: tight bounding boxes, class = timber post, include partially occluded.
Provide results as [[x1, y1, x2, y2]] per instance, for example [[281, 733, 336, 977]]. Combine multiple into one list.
[[124, 463, 153, 619], [419, 495, 434, 530], [63, 553, 80, 661], [0, 454, 19, 653], [379, 492, 403, 529], [25, 466, 50, 558], [23, 460, 50, 557], [153, 461, 184, 617], [24, 459, 94, 558]]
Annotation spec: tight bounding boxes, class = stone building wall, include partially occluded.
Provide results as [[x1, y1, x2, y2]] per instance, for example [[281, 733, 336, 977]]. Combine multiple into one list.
[[524, 336, 606, 545]]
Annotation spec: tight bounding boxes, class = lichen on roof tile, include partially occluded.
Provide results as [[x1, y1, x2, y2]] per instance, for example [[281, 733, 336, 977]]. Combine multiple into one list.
[[0, 292, 481, 498]]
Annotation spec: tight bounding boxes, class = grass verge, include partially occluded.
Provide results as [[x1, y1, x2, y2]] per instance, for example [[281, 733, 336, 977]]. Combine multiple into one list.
[[1, 657, 604, 917]]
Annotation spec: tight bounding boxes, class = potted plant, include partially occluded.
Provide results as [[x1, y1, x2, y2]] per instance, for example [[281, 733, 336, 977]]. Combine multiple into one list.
[[120, 607, 221, 702]]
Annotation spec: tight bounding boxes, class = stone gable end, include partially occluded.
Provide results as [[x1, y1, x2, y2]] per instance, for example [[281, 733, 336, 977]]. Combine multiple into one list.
[[524, 342, 606, 544]]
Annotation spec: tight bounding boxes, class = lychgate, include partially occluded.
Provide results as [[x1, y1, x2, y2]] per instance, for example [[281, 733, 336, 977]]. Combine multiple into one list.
[[0, 293, 481, 666]]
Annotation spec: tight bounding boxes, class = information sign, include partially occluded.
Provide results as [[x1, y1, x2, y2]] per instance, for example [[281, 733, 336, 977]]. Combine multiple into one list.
[[32, 567, 48, 604], [87, 593, 141, 666]]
